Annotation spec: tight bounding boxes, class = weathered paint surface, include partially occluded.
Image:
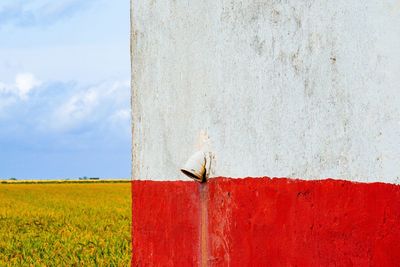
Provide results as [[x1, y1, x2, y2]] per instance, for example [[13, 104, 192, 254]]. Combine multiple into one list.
[[130, 1, 400, 265], [131, 0, 400, 182], [131, 181, 200, 266], [132, 178, 400, 266], [207, 177, 400, 266]]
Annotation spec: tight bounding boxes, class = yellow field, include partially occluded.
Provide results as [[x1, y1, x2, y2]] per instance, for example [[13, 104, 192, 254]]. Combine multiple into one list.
[[0, 182, 131, 266]]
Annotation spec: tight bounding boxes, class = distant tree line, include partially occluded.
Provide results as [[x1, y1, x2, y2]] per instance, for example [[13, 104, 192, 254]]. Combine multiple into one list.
[[79, 176, 100, 180]]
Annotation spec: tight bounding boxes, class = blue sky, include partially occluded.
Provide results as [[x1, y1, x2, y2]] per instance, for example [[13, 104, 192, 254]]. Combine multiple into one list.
[[0, 0, 131, 179]]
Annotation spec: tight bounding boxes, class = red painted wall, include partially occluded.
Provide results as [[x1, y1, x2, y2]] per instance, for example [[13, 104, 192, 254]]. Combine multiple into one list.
[[131, 181, 200, 267], [132, 178, 400, 266]]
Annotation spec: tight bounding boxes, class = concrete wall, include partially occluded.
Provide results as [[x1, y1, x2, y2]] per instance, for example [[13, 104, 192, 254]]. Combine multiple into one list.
[[132, 178, 400, 266], [131, 1, 400, 265], [131, 0, 400, 183]]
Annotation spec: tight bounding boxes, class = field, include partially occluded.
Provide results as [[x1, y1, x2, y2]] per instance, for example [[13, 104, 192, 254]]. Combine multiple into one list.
[[0, 182, 131, 266]]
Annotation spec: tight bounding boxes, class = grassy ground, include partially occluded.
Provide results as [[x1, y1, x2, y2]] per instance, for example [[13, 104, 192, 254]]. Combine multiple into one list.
[[0, 182, 131, 266]]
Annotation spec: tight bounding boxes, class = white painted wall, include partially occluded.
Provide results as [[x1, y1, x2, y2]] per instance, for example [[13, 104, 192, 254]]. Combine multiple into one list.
[[131, 0, 400, 183]]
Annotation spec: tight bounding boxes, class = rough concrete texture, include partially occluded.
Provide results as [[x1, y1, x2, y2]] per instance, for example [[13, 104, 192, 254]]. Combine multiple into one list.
[[207, 177, 400, 266], [131, 181, 200, 266], [131, 1, 400, 182], [131, 178, 400, 266]]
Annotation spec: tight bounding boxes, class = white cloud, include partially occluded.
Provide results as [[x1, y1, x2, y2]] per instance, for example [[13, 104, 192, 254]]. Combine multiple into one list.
[[49, 88, 99, 132], [0, 73, 39, 118], [0, 0, 96, 28], [0, 72, 40, 102], [45, 80, 130, 133], [0, 76, 131, 139], [15, 73, 41, 99]]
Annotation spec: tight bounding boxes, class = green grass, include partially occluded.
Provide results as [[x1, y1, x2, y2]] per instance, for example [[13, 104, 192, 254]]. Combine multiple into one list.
[[0, 183, 131, 266]]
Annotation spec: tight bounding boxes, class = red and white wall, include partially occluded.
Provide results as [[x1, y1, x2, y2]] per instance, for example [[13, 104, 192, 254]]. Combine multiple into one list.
[[131, 1, 400, 266]]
